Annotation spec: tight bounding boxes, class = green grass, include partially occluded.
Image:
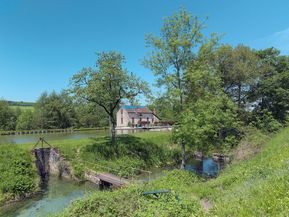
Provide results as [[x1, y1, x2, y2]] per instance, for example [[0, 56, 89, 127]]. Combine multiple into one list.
[[0, 145, 38, 206], [54, 127, 289, 217], [191, 127, 289, 216], [50, 131, 177, 178], [9, 105, 34, 111]]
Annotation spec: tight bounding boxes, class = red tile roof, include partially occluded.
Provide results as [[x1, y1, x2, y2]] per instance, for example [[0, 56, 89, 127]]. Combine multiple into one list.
[[126, 107, 152, 113]]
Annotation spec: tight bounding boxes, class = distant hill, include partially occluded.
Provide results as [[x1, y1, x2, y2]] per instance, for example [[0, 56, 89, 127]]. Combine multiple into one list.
[[7, 101, 35, 107]]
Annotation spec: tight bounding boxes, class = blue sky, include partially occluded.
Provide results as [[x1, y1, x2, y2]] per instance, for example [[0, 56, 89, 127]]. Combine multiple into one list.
[[1, 0, 289, 102]]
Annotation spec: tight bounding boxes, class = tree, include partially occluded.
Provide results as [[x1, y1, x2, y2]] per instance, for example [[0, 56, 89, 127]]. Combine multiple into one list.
[[70, 51, 148, 145], [143, 8, 216, 168], [253, 48, 289, 123], [33, 91, 76, 129], [143, 8, 206, 111], [16, 110, 34, 130], [74, 100, 108, 128], [0, 100, 17, 131], [214, 45, 261, 108], [173, 94, 239, 155]]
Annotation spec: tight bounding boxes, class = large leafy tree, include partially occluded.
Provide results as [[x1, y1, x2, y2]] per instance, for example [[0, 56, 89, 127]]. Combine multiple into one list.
[[33, 91, 76, 129], [70, 51, 148, 145], [214, 45, 261, 108], [173, 94, 239, 155], [253, 48, 289, 123], [143, 8, 210, 168], [143, 8, 206, 111]]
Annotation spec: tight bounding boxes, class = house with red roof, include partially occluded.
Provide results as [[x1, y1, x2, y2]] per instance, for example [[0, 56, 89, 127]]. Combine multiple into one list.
[[116, 105, 160, 128]]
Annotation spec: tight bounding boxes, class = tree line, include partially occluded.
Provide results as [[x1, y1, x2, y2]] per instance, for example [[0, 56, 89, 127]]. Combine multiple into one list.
[[0, 92, 108, 131]]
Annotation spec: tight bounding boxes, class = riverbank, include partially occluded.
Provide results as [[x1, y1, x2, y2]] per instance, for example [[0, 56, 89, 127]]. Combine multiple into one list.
[[53, 127, 289, 217], [0, 127, 109, 136], [0, 131, 177, 207]]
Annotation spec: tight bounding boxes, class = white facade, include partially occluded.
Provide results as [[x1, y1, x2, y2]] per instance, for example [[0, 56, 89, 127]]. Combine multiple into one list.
[[116, 106, 159, 128]]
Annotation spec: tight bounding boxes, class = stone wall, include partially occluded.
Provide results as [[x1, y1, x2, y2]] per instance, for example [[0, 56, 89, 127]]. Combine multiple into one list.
[[33, 148, 71, 183]]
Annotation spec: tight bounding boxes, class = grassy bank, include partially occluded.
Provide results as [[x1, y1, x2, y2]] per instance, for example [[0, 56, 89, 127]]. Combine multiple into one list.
[[53, 131, 177, 178], [54, 127, 289, 217], [0, 131, 175, 205], [0, 146, 38, 206]]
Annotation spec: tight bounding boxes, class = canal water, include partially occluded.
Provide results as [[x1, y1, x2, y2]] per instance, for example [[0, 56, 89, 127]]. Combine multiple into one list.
[[0, 176, 98, 217], [137, 158, 223, 182], [0, 130, 109, 145], [185, 158, 222, 177], [0, 129, 150, 145]]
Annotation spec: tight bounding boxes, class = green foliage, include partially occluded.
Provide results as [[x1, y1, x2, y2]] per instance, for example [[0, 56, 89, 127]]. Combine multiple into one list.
[[143, 7, 205, 89], [250, 109, 282, 133], [173, 94, 240, 153], [214, 44, 261, 108], [0, 146, 37, 204], [0, 100, 17, 131], [74, 101, 108, 128], [1, 95, 109, 132], [65, 133, 176, 178], [33, 91, 77, 129], [70, 51, 149, 144], [57, 126, 289, 217], [253, 48, 289, 123], [16, 110, 34, 130], [191, 126, 289, 216], [55, 170, 203, 217]]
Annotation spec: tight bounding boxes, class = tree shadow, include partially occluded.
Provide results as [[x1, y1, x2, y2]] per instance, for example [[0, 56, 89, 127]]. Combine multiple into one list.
[[85, 135, 168, 165]]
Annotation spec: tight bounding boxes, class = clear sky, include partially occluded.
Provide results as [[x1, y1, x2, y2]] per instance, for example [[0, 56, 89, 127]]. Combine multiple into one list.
[[1, 0, 289, 102]]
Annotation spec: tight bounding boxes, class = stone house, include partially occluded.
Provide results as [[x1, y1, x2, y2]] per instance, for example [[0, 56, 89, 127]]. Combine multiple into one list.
[[116, 105, 159, 128]]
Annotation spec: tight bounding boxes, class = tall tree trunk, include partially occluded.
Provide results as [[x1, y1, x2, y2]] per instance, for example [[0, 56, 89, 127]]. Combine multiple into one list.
[[109, 116, 116, 145], [177, 67, 186, 169], [111, 122, 116, 145]]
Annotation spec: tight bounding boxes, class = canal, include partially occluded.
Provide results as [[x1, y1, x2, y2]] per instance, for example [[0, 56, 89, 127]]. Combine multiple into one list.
[[0, 129, 149, 145], [0, 176, 98, 217]]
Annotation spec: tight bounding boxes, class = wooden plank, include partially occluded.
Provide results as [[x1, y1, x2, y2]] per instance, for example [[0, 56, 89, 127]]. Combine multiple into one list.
[[96, 173, 129, 187]]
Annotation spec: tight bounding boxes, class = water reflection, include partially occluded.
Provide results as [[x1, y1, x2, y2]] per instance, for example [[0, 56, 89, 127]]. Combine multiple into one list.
[[185, 158, 222, 177], [0, 176, 98, 217]]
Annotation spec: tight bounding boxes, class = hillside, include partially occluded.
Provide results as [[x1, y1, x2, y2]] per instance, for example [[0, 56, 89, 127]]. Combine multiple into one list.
[[55, 127, 289, 217]]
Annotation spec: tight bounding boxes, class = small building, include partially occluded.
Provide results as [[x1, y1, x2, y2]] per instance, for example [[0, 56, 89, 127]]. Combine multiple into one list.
[[116, 105, 160, 128]]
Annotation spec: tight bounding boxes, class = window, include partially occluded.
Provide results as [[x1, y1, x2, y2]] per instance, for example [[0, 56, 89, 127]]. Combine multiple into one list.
[[121, 118, 123, 124], [121, 109, 123, 114], [147, 117, 149, 123], [132, 117, 135, 124]]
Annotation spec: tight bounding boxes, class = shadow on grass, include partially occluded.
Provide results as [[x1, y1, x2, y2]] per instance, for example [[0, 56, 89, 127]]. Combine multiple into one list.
[[84, 135, 175, 166]]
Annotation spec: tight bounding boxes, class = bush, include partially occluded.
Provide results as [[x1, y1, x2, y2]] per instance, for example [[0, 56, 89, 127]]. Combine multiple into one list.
[[251, 109, 282, 133]]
